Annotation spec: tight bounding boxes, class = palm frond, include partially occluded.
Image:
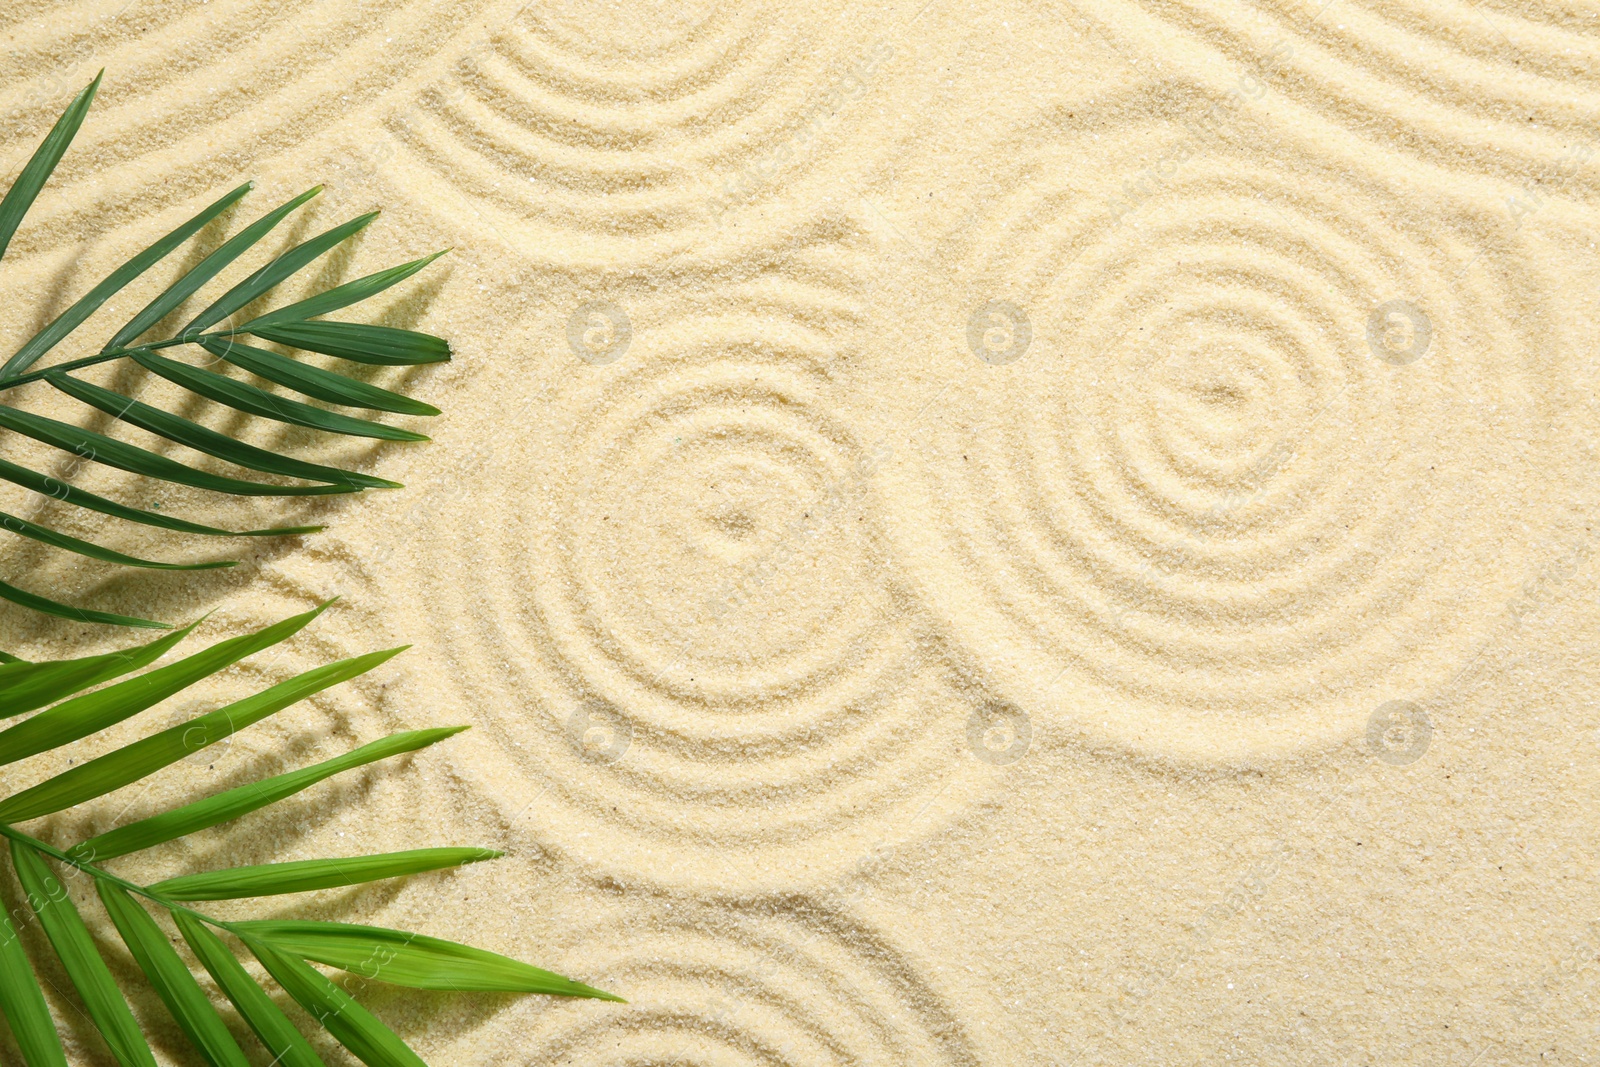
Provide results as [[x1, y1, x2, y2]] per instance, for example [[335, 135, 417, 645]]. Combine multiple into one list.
[[0, 75, 619, 1067], [0, 609, 620, 1067], [8, 838, 158, 1067], [0, 74, 448, 627], [0, 623, 197, 717]]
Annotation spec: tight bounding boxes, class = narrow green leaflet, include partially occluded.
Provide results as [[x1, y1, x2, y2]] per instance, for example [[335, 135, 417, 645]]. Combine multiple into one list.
[[47, 372, 400, 488], [138, 348, 429, 441], [0, 647, 406, 822], [0, 455, 325, 538], [236, 920, 621, 998], [173, 911, 327, 1067], [73, 726, 466, 861], [0, 81, 603, 1061], [242, 936, 427, 1067], [96, 883, 251, 1067], [1, 181, 252, 381], [239, 249, 449, 331], [0, 71, 100, 268], [0, 603, 329, 768], [185, 212, 379, 334], [199, 335, 439, 416], [0, 622, 195, 717], [1, 509, 236, 571], [0, 403, 359, 498], [0, 577, 166, 630], [199, 335, 441, 415], [8, 841, 156, 1067], [242, 321, 450, 366], [0, 906, 67, 1067], [154, 847, 500, 900], [106, 186, 323, 351]]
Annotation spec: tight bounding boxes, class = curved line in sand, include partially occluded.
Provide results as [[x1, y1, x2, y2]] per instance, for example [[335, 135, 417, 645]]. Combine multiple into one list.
[[867, 84, 1576, 763]]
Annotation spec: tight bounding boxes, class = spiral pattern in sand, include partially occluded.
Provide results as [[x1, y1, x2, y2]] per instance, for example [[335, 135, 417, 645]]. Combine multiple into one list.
[[1082, 0, 1600, 199], [382, 297, 978, 885], [0, 0, 500, 245], [377, 1, 904, 269], [431, 897, 982, 1067], [867, 90, 1576, 761]]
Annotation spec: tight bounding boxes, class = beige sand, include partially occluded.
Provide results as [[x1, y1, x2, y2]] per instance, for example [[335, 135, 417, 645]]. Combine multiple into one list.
[[3, 0, 1600, 1062]]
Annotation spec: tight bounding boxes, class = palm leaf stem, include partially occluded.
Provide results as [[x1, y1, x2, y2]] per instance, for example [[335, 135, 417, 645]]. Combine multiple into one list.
[[0, 337, 193, 391], [0, 820, 225, 933]]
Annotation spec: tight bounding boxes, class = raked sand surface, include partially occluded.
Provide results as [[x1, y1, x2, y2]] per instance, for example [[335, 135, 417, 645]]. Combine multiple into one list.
[[3, 0, 1600, 1063]]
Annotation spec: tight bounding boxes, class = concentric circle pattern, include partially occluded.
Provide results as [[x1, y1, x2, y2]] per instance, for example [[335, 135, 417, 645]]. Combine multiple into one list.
[[429, 896, 983, 1067], [0, 0, 498, 246], [385, 294, 980, 883], [378, 1, 907, 269], [866, 86, 1578, 761], [1085, 0, 1600, 195]]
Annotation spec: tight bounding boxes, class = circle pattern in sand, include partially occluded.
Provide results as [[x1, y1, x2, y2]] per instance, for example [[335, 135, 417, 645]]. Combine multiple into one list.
[[442, 898, 982, 1067], [388, 307, 977, 882], [0, 0, 496, 235], [380, 1, 904, 269], [1082, 0, 1600, 196], [871, 93, 1570, 760]]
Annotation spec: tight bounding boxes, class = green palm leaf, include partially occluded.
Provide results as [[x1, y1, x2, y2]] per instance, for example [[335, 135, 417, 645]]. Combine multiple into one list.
[[0, 75, 619, 1067], [1, 609, 619, 1067], [244, 936, 426, 1067], [97, 882, 252, 1067], [235, 920, 623, 999], [153, 847, 500, 900], [0, 70, 100, 265], [173, 911, 329, 1067], [0, 602, 329, 767], [74, 726, 467, 861], [240, 249, 450, 331], [0, 646, 405, 822], [2, 182, 252, 380], [46, 371, 401, 488], [106, 185, 323, 352], [0, 454, 326, 539], [0, 905, 67, 1067], [184, 211, 381, 334], [240, 321, 451, 366], [0, 577, 168, 629], [1, 508, 237, 570], [139, 346, 430, 440], [0, 403, 360, 498], [0, 622, 195, 717], [0, 73, 445, 628], [9, 840, 157, 1067], [197, 334, 439, 416]]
